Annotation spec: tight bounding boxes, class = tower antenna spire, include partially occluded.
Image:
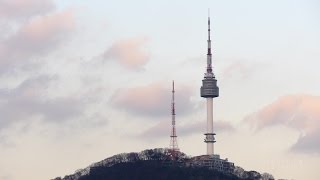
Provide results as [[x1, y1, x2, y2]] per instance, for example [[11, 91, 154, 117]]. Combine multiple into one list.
[[169, 80, 179, 153], [208, 9, 210, 41], [206, 10, 213, 76]]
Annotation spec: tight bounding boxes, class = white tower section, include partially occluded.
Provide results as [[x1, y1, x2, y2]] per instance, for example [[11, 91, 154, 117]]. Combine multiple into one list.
[[200, 16, 219, 155]]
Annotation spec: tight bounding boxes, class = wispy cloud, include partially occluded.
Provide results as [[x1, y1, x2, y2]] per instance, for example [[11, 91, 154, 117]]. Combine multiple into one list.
[[0, 75, 86, 130], [111, 82, 195, 117], [221, 60, 267, 81], [0, 0, 54, 20], [245, 94, 320, 154], [102, 37, 150, 69], [0, 9, 75, 74]]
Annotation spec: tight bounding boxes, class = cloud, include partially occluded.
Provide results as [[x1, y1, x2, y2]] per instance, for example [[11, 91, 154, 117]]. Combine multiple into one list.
[[103, 37, 150, 69], [245, 94, 320, 154], [291, 130, 320, 154], [0, 9, 75, 74], [138, 120, 235, 140], [111, 82, 194, 117], [0, 0, 54, 20], [221, 60, 264, 81], [0, 75, 85, 129]]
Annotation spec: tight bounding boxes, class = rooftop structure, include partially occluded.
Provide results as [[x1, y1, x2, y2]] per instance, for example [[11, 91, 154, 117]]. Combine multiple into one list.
[[187, 155, 235, 174]]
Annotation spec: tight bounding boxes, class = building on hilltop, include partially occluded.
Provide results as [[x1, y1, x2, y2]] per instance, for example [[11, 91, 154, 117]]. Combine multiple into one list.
[[186, 155, 235, 174]]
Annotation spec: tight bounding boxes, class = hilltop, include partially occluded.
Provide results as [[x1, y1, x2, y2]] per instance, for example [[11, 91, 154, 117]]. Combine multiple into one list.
[[53, 148, 274, 180]]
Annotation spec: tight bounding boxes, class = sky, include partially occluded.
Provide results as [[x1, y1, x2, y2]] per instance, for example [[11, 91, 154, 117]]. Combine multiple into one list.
[[0, 0, 319, 179]]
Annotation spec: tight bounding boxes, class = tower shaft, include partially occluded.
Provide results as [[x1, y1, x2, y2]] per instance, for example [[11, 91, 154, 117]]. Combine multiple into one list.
[[200, 16, 219, 155], [169, 81, 179, 151], [206, 98, 215, 155]]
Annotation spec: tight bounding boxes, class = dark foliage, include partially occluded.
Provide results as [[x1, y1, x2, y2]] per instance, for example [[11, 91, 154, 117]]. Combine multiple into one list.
[[79, 161, 239, 180]]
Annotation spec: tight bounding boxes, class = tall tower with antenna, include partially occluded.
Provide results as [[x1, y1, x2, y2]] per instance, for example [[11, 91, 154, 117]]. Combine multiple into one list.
[[169, 81, 179, 152], [200, 15, 219, 155]]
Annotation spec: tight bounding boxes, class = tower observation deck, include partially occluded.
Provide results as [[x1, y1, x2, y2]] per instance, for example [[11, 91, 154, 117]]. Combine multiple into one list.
[[200, 16, 219, 155]]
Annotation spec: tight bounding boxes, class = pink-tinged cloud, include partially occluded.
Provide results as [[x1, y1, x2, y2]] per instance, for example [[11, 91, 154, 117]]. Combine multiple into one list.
[[0, 9, 75, 72], [111, 82, 194, 117], [103, 37, 150, 69], [0, 0, 54, 20], [13, 9, 75, 49], [138, 120, 235, 140], [246, 94, 320, 154]]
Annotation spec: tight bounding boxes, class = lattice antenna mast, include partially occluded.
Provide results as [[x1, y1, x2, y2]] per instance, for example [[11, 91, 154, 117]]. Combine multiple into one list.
[[169, 81, 179, 151]]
